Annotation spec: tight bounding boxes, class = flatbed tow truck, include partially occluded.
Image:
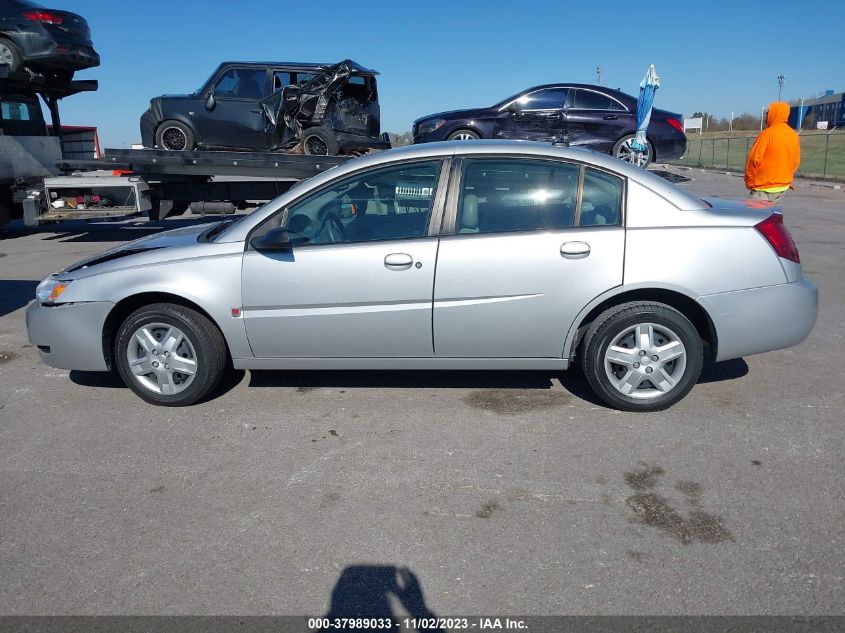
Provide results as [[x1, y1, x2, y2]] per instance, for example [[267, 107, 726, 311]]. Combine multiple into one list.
[[1, 68, 355, 228]]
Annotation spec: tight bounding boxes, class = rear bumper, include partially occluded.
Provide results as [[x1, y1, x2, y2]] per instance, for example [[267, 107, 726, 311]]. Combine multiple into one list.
[[652, 134, 687, 162], [699, 277, 818, 362], [24, 43, 100, 71], [26, 300, 113, 372]]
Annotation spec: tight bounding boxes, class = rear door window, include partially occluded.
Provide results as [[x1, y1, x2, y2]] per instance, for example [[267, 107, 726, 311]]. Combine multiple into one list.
[[456, 159, 580, 234], [579, 168, 623, 226], [572, 89, 625, 111]]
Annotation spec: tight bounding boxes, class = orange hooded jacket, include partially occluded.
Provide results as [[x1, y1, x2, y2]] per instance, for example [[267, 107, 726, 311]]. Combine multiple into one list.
[[744, 102, 800, 190]]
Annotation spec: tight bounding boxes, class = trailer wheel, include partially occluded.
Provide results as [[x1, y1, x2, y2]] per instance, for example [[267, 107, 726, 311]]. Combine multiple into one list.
[[0, 189, 13, 228], [156, 121, 195, 151], [302, 127, 339, 156], [0, 38, 22, 72]]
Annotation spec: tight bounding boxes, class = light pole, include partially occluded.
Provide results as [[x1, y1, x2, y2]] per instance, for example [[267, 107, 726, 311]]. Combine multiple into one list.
[[596, 66, 603, 85], [778, 74, 785, 101], [760, 106, 765, 130]]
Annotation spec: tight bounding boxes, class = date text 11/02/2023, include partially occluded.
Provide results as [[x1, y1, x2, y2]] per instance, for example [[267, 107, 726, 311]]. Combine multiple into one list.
[[307, 617, 528, 630]]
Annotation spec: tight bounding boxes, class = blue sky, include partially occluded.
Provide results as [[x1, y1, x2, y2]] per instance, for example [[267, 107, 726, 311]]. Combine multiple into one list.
[[51, 0, 839, 147]]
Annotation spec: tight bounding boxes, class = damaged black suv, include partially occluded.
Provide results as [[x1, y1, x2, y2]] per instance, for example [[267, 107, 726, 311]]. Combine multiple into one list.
[[140, 60, 390, 155]]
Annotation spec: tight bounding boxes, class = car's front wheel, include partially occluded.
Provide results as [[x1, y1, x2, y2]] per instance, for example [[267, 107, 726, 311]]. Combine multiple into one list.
[[447, 129, 480, 141], [155, 121, 195, 151], [612, 134, 653, 168], [115, 303, 227, 406], [581, 302, 703, 412]]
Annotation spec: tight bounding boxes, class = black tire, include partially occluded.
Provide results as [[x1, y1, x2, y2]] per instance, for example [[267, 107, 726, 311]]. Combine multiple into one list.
[[114, 303, 227, 406], [581, 302, 703, 412], [0, 38, 22, 72], [611, 134, 653, 168], [302, 126, 339, 156], [155, 120, 195, 151], [447, 129, 481, 141], [0, 188, 14, 228]]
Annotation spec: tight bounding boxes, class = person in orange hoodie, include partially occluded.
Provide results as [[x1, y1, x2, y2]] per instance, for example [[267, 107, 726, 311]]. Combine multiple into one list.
[[744, 101, 801, 203]]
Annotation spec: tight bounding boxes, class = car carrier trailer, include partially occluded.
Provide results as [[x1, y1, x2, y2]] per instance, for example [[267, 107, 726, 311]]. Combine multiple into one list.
[[20, 146, 353, 226], [2, 66, 355, 228]]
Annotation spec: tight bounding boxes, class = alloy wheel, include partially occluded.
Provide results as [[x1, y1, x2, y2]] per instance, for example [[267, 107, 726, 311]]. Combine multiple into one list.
[[161, 126, 187, 151], [126, 322, 198, 395], [603, 322, 687, 399], [304, 135, 329, 155], [0, 44, 14, 67], [615, 138, 651, 167]]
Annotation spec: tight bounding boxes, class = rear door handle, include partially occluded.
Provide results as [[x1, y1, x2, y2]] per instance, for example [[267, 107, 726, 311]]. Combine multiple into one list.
[[560, 241, 590, 259], [602, 115, 618, 120], [384, 253, 413, 270]]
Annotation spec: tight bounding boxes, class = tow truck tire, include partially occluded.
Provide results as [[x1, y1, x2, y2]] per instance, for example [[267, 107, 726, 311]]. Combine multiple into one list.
[[302, 127, 339, 156], [0, 38, 22, 72], [155, 121, 195, 151], [0, 190, 12, 228]]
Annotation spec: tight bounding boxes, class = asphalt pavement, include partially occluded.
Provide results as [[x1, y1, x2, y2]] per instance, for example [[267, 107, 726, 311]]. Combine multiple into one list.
[[0, 168, 842, 616]]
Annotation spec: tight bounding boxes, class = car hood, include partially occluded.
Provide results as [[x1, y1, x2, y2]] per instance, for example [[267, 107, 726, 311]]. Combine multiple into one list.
[[62, 222, 219, 276], [414, 107, 492, 124]]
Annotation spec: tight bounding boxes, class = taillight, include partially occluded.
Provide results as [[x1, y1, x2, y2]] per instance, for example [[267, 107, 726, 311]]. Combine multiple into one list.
[[666, 117, 684, 133], [755, 213, 800, 263], [23, 11, 64, 24]]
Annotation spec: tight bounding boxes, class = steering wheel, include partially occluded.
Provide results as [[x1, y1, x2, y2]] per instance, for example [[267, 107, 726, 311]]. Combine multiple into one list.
[[318, 212, 346, 243]]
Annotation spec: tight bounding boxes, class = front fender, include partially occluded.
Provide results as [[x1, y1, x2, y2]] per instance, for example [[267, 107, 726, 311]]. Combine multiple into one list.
[[62, 250, 253, 360]]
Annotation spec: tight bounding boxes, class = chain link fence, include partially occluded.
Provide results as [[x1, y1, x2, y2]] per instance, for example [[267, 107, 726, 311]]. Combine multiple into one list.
[[667, 131, 845, 180]]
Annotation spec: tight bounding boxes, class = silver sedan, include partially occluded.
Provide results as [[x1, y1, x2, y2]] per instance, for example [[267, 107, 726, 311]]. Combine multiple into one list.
[[26, 141, 818, 410]]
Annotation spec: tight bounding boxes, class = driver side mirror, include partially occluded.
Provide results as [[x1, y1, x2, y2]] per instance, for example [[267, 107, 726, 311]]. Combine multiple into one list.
[[250, 227, 291, 252], [204, 93, 216, 111]]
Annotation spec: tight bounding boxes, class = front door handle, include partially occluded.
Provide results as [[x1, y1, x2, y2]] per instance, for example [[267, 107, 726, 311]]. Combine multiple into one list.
[[602, 114, 618, 120], [384, 253, 413, 270], [560, 241, 590, 259]]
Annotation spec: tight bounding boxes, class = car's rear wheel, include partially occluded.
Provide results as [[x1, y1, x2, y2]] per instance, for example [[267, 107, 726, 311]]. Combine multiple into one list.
[[115, 303, 227, 406], [302, 126, 339, 156], [612, 134, 653, 168], [155, 121, 195, 151], [581, 302, 703, 412], [0, 38, 22, 72], [447, 129, 480, 141]]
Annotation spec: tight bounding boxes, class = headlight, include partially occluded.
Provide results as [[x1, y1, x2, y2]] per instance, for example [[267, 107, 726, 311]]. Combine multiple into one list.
[[417, 119, 446, 135], [36, 276, 72, 304]]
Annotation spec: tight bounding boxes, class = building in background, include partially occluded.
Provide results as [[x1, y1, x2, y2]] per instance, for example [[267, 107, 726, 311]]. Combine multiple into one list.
[[787, 91, 844, 130]]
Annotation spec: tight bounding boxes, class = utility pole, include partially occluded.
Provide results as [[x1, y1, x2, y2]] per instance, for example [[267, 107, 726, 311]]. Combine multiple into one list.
[[596, 66, 603, 85], [778, 74, 785, 101], [730, 112, 734, 132], [761, 106, 765, 130]]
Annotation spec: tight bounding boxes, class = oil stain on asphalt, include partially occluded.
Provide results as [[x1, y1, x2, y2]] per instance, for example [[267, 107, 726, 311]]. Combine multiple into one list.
[[463, 389, 570, 415], [623, 462, 733, 545], [476, 500, 503, 519], [0, 351, 18, 365]]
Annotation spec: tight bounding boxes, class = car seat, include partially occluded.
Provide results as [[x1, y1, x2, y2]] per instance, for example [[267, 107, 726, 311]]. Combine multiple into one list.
[[458, 194, 480, 233]]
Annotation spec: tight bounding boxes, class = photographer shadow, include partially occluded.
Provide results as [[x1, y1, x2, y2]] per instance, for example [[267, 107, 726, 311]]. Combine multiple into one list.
[[322, 565, 443, 632]]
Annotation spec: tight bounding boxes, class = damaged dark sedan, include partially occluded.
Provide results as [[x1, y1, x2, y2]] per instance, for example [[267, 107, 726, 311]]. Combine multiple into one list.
[[412, 83, 686, 168], [140, 60, 390, 155]]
